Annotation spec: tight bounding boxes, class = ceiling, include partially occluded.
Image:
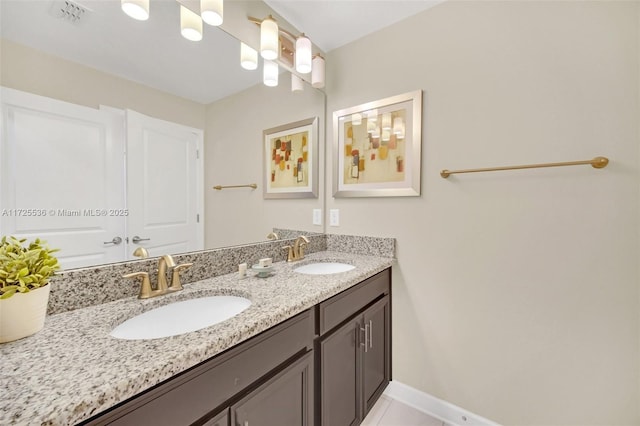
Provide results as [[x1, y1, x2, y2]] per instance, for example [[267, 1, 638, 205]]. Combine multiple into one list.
[[265, 0, 445, 52], [1, 0, 443, 104]]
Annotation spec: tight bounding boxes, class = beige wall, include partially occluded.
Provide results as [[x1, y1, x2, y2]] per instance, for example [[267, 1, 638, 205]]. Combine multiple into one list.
[[204, 79, 324, 248], [326, 1, 639, 425], [1, 39, 205, 129]]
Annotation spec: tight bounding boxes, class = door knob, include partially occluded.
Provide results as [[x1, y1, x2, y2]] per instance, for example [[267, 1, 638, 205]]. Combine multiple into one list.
[[103, 236, 123, 245], [132, 236, 150, 243]]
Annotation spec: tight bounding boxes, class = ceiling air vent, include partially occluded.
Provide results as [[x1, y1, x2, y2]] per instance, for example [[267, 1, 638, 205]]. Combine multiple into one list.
[[49, 0, 91, 26]]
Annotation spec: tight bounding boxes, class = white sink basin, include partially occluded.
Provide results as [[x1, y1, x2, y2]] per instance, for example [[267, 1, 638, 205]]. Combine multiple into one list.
[[294, 262, 355, 275], [110, 295, 251, 340]]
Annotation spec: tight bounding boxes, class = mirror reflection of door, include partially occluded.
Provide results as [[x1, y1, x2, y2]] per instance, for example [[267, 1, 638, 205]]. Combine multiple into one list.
[[125, 110, 204, 259], [0, 88, 204, 268]]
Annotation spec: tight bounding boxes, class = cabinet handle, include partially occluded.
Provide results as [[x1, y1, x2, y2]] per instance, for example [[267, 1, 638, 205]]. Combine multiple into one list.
[[361, 324, 369, 353], [132, 236, 150, 243], [369, 320, 373, 349]]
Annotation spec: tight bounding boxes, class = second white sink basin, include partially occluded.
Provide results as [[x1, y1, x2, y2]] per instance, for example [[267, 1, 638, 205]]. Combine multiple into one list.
[[110, 295, 251, 340], [294, 262, 355, 275]]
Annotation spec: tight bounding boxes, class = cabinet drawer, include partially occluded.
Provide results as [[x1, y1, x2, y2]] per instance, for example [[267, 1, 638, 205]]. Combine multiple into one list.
[[86, 309, 314, 426], [318, 268, 390, 335]]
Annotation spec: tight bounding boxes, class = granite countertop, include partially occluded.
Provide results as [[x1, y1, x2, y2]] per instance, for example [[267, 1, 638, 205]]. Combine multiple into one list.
[[0, 251, 393, 426]]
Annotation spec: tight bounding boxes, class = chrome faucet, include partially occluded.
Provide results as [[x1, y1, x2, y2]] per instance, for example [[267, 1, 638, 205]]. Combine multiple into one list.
[[283, 235, 310, 262], [123, 254, 192, 299]]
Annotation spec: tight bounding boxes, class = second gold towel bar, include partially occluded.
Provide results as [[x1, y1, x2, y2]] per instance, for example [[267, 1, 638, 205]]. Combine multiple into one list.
[[440, 156, 608, 178], [213, 183, 258, 190]]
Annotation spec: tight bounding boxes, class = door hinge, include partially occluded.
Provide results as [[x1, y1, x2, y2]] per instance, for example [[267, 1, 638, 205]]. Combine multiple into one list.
[[197, 213, 200, 223], [196, 150, 200, 159]]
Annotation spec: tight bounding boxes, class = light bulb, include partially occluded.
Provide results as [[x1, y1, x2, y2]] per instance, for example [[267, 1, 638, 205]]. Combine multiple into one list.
[[240, 43, 258, 70], [295, 34, 312, 74], [121, 0, 149, 20], [201, 0, 223, 26], [291, 74, 304, 92], [261, 16, 279, 60], [180, 5, 203, 42], [312, 55, 325, 88], [264, 60, 278, 87]]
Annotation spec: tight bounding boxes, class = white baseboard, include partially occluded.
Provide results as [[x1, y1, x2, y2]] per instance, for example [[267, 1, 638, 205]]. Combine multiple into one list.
[[383, 381, 502, 426]]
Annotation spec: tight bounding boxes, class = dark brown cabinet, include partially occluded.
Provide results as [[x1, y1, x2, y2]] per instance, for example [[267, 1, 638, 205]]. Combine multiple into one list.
[[317, 269, 391, 426], [202, 410, 228, 426], [231, 351, 314, 426]]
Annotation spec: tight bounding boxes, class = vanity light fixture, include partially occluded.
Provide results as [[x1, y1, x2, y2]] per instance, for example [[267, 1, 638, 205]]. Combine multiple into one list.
[[311, 54, 325, 88], [201, 0, 223, 26], [292, 74, 304, 92], [372, 125, 381, 139], [264, 60, 279, 87], [261, 15, 279, 60], [180, 5, 203, 41], [121, 0, 149, 21], [352, 113, 362, 125], [382, 129, 391, 142], [240, 42, 258, 70], [295, 34, 312, 74]]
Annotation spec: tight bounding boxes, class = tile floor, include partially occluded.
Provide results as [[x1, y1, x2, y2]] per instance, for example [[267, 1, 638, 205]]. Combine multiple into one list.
[[362, 395, 447, 426]]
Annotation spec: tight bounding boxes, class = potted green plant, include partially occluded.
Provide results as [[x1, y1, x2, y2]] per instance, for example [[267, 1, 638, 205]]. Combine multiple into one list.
[[0, 236, 60, 343]]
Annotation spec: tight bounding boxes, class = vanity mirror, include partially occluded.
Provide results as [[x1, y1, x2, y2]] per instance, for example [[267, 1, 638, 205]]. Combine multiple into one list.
[[0, 0, 326, 270]]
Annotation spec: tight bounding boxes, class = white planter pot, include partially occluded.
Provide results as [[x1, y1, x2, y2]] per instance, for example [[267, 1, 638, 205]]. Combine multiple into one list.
[[0, 284, 50, 343]]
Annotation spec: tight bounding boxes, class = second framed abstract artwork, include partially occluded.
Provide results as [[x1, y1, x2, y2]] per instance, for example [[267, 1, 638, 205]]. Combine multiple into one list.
[[333, 90, 422, 197], [263, 117, 319, 199]]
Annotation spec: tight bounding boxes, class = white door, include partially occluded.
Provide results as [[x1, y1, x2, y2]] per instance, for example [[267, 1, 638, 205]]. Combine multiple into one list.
[[0, 88, 126, 269], [125, 110, 203, 259]]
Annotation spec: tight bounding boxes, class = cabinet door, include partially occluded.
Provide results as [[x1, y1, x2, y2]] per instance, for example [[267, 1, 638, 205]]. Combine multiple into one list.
[[203, 409, 228, 426], [231, 352, 313, 426], [362, 296, 391, 415], [319, 318, 361, 426]]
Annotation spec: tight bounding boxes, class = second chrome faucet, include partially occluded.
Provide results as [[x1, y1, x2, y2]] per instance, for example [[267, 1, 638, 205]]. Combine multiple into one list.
[[123, 254, 193, 299]]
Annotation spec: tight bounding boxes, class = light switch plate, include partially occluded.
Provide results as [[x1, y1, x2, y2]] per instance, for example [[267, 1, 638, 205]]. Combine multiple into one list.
[[313, 209, 322, 225], [329, 209, 340, 227]]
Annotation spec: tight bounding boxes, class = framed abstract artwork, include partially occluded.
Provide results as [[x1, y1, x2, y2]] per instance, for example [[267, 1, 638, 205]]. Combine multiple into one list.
[[263, 117, 318, 199], [333, 90, 422, 197]]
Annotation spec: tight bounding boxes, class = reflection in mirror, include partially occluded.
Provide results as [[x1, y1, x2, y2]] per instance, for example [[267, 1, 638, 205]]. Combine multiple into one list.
[[0, 0, 325, 270]]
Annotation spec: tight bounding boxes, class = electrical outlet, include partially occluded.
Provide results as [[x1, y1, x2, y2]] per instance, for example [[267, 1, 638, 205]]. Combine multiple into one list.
[[329, 209, 340, 227], [313, 209, 322, 225]]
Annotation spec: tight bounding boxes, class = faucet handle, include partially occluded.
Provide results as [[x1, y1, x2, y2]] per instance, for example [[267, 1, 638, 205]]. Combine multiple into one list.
[[282, 245, 294, 262], [170, 263, 193, 291], [123, 271, 152, 299]]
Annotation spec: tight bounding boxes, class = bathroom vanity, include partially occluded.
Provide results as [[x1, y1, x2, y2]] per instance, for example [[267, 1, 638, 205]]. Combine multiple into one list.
[[83, 268, 390, 426], [0, 250, 393, 426]]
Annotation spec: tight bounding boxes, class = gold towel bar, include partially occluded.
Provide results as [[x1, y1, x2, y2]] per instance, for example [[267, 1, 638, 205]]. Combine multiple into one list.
[[440, 156, 609, 178], [213, 184, 258, 190]]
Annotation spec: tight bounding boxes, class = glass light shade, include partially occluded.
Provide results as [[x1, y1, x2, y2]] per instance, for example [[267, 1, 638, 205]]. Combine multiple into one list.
[[201, 0, 223, 26], [263, 60, 278, 87], [367, 109, 378, 122], [295, 35, 312, 74], [180, 5, 203, 41], [260, 17, 279, 60], [352, 113, 362, 125], [372, 126, 381, 138], [291, 74, 304, 92], [240, 43, 258, 70], [367, 119, 376, 133], [382, 129, 391, 142], [393, 117, 404, 134], [312, 55, 325, 88], [381, 113, 392, 131], [121, 0, 149, 20]]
